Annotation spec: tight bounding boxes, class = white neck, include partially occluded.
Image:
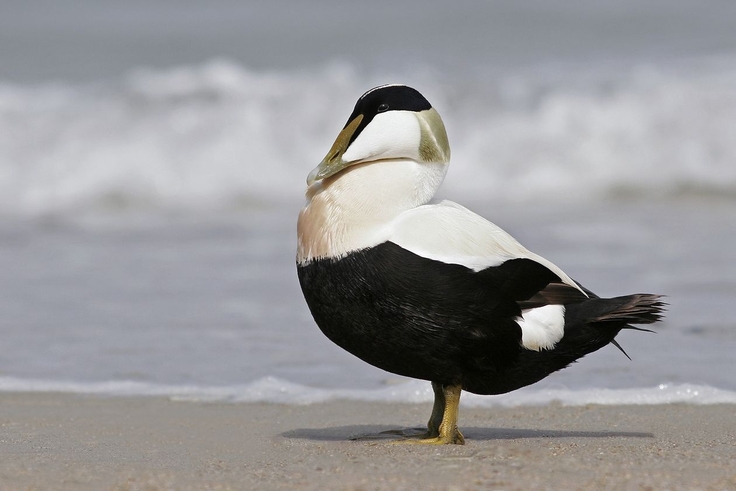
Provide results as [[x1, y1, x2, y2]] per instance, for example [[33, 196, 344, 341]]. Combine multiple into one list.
[[297, 159, 448, 263]]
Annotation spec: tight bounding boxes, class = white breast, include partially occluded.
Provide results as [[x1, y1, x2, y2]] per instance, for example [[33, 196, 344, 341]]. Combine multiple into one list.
[[297, 158, 448, 263]]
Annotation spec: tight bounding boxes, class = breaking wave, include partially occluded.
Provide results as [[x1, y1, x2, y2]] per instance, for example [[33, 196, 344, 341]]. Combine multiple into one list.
[[1, 375, 734, 406], [2, 57, 736, 215]]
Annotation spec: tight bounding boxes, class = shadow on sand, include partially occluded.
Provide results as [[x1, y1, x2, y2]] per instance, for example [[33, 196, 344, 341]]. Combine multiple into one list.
[[282, 425, 653, 442]]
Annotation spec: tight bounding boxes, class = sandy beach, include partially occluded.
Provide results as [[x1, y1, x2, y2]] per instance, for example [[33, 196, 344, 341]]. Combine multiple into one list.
[[3, 3, 736, 490], [1, 393, 734, 490]]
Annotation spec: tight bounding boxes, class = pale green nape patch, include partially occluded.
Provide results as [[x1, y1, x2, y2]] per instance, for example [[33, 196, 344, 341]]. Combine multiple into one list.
[[417, 108, 450, 164]]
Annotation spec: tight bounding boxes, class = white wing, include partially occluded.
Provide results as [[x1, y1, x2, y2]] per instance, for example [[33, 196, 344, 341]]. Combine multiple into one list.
[[388, 200, 585, 294]]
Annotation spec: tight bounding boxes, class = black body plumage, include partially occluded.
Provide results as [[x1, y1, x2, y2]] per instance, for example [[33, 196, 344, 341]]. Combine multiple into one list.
[[297, 241, 664, 396]]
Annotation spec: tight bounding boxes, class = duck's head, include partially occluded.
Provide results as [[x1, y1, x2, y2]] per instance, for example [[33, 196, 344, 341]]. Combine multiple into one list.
[[307, 84, 450, 186]]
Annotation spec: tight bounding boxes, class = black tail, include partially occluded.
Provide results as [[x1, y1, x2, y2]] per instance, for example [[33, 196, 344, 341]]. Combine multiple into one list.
[[556, 292, 666, 364], [466, 293, 666, 395], [592, 293, 666, 326], [592, 293, 666, 359]]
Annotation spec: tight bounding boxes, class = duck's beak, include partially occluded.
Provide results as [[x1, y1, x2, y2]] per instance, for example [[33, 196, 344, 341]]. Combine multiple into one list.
[[307, 114, 364, 186]]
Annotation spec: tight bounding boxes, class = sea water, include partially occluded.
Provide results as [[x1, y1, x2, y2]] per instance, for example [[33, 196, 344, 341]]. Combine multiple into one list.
[[1, 1, 735, 406]]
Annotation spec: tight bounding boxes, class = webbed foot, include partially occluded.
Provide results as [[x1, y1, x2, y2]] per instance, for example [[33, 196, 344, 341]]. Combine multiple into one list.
[[393, 427, 465, 445], [350, 427, 427, 441]]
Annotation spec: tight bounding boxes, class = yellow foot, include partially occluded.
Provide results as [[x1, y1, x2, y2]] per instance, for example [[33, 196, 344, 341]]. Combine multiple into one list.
[[392, 429, 465, 445], [350, 427, 427, 441], [353, 383, 466, 445]]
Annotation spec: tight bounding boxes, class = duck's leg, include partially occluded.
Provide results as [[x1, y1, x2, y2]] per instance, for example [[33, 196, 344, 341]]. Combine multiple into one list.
[[425, 381, 445, 438], [399, 383, 465, 445], [349, 382, 439, 440], [350, 382, 464, 443]]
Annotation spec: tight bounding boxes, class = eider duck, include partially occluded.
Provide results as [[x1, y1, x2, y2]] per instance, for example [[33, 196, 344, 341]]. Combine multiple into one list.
[[296, 84, 665, 445]]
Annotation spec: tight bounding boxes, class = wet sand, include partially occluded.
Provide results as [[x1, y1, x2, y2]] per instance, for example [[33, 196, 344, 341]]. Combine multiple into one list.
[[1, 393, 734, 490]]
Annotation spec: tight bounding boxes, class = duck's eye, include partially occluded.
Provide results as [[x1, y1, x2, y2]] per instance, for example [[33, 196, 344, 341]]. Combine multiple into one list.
[[377, 103, 389, 113]]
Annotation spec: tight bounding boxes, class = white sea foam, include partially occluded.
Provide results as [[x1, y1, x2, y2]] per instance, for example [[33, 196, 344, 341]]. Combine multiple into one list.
[[2, 58, 736, 215], [1, 376, 734, 406]]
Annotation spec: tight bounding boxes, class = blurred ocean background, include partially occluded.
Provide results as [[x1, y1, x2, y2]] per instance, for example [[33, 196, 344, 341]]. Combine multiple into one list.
[[1, 0, 736, 406]]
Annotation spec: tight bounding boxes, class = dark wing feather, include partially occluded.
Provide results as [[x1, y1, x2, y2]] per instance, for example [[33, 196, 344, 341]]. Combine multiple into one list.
[[516, 282, 589, 310]]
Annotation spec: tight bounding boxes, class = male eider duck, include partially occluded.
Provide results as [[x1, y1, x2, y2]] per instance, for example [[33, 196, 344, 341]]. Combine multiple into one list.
[[297, 84, 665, 445]]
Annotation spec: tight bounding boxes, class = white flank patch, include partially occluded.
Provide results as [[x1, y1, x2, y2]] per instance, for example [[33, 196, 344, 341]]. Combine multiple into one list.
[[517, 305, 566, 351]]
